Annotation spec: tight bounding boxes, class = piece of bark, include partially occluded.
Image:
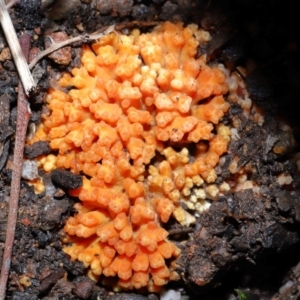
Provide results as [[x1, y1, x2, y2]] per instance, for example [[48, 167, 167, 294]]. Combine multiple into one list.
[[51, 169, 83, 190]]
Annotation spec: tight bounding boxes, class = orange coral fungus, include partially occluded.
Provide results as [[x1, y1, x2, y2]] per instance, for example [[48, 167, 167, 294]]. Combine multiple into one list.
[[30, 22, 231, 291]]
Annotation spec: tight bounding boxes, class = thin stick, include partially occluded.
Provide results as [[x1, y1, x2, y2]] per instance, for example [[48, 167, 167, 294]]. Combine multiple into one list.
[[0, 0, 35, 95], [29, 25, 116, 70], [0, 34, 31, 300]]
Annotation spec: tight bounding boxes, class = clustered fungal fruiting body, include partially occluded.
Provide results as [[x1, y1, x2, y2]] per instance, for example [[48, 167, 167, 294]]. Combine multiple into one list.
[[30, 22, 231, 291]]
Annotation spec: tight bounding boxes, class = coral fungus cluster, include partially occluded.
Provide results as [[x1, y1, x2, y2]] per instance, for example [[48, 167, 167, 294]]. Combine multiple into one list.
[[30, 22, 230, 291]]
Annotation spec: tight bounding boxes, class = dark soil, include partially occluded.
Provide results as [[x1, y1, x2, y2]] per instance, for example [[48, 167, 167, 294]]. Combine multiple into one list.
[[1, 0, 300, 299]]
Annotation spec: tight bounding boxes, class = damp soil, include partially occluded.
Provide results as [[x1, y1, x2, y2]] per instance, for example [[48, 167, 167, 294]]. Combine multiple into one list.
[[1, 1, 300, 299]]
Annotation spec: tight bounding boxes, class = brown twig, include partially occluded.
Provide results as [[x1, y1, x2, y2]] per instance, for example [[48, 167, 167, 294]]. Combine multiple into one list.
[[0, 34, 31, 300], [0, 0, 35, 96], [28, 25, 116, 70]]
